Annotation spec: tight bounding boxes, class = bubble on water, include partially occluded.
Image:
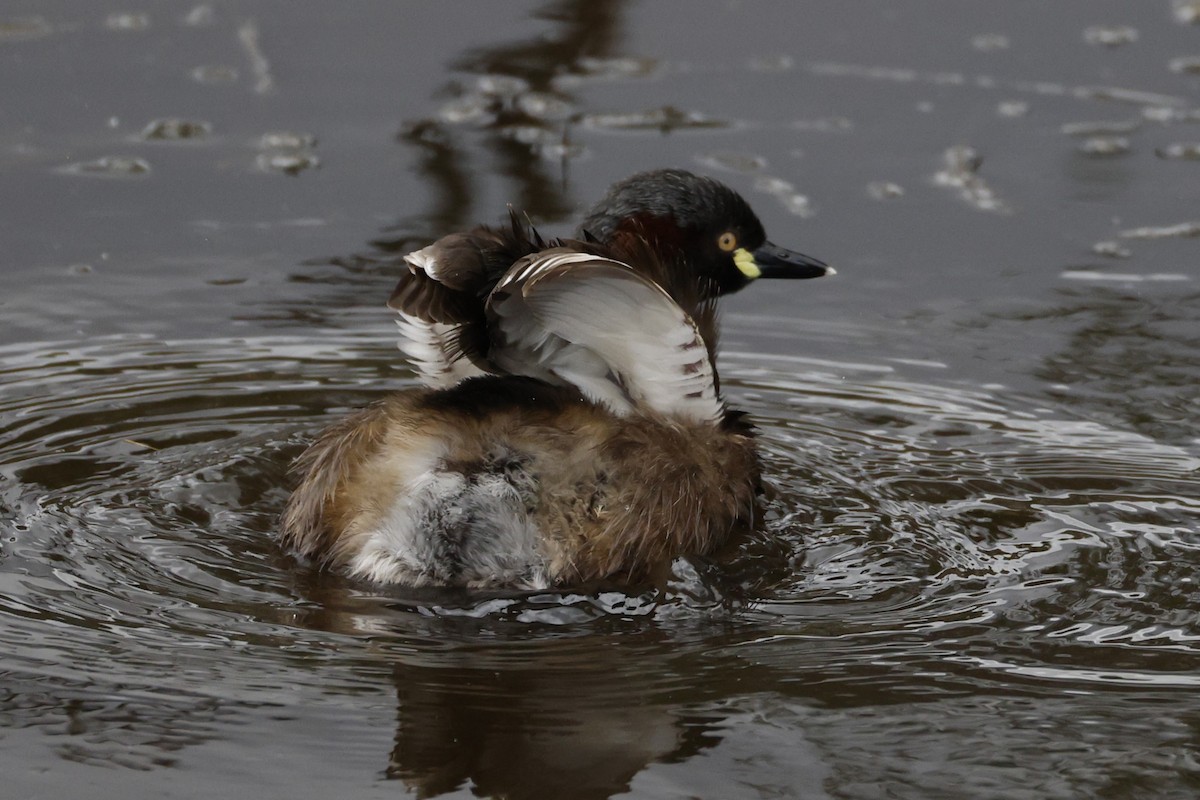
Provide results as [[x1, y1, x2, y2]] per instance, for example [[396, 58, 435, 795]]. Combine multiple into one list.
[[1092, 241, 1131, 259], [792, 117, 853, 133], [941, 144, 981, 174], [997, 101, 1029, 118], [0, 15, 52, 40], [810, 62, 918, 83], [749, 55, 794, 72], [1156, 142, 1200, 160], [438, 95, 496, 127], [514, 92, 572, 121], [1020, 80, 1068, 97], [182, 5, 215, 27], [867, 181, 904, 200], [192, 65, 238, 84], [500, 126, 585, 161], [1061, 270, 1189, 283], [552, 57, 657, 90], [1083, 25, 1138, 47], [1173, 1, 1200, 25], [259, 132, 316, 150], [931, 71, 967, 87], [255, 131, 318, 175], [754, 176, 814, 217], [474, 74, 529, 99], [1169, 56, 1200, 74], [811, 59, 1189, 115], [1120, 221, 1200, 239], [582, 107, 726, 132], [1079, 86, 1184, 106], [58, 156, 151, 177], [141, 118, 212, 141], [933, 145, 1009, 213], [398, 119, 449, 147], [696, 153, 767, 174], [255, 152, 319, 176], [1061, 119, 1142, 136], [1078, 136, 1131, 157], [535, 139, 586, 162], [105, 13, 150, 32], [1143, 106, 1200, 123], [971, 33, 1010, 52], [501, 125, 546, 146], [575, 56, 656, 79], [237, 19, 273, 94]]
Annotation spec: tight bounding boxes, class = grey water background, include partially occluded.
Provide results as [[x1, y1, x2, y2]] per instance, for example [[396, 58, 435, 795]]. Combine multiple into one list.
[[2, 2, 1199, 798]]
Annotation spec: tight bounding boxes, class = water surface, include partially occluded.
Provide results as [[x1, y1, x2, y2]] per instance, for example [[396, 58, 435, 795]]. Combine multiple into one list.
[[2, 2, 1199, 798]]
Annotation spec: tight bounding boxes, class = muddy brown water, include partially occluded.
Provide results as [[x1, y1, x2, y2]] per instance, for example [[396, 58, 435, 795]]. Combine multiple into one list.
[[2, 2, 1199, 798]]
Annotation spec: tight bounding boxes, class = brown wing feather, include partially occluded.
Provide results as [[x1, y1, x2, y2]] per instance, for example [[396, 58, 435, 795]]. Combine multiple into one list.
[[386, 212, 548, 319], [387, 212, 549, 380]]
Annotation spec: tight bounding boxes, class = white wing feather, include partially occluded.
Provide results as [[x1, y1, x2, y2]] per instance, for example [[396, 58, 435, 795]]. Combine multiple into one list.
[[489, 252, 720, 423], [394, 313, 486, 388]]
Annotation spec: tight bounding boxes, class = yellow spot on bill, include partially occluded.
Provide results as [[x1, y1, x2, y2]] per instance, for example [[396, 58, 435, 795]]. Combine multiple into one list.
[[734, 248, 761, 279]]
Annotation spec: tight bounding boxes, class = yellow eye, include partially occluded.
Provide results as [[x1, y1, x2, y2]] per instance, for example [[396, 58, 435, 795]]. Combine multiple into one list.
[[717, 232, 738, 252]]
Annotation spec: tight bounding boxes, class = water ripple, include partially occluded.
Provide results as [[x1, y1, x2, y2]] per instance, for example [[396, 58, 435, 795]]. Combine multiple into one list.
[[0, 333, 1197, 708]]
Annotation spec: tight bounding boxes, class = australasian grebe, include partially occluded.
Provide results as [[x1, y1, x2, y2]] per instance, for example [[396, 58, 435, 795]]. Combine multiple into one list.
[[281, 169, 832, 589]]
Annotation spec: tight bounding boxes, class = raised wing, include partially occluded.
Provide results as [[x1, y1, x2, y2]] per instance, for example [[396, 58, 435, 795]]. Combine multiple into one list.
[[487, 249, 721, 423], [386, 214, 546, 387]]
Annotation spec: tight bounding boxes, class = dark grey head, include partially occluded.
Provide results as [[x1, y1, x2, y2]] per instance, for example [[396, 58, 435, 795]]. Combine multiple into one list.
[[577, 168, 831, 296]]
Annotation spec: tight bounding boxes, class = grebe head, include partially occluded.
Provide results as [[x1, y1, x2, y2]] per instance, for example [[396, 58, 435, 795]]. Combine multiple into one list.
[[577, 168, 832, 297]]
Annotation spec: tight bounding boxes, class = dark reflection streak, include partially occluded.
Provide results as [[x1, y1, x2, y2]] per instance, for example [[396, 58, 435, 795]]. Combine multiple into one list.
[[457, 0, 624, 87], [287, 578, 735, 798], [391, 0, 626, 234], [374, 120, 474, 253], [385, 646, 714, 799], [486, 134, 573, 221], [282, 0, 628, 328]]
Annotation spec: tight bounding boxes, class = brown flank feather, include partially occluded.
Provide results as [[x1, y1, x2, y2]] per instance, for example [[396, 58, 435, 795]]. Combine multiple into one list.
[[280, 377, 759, 585]]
